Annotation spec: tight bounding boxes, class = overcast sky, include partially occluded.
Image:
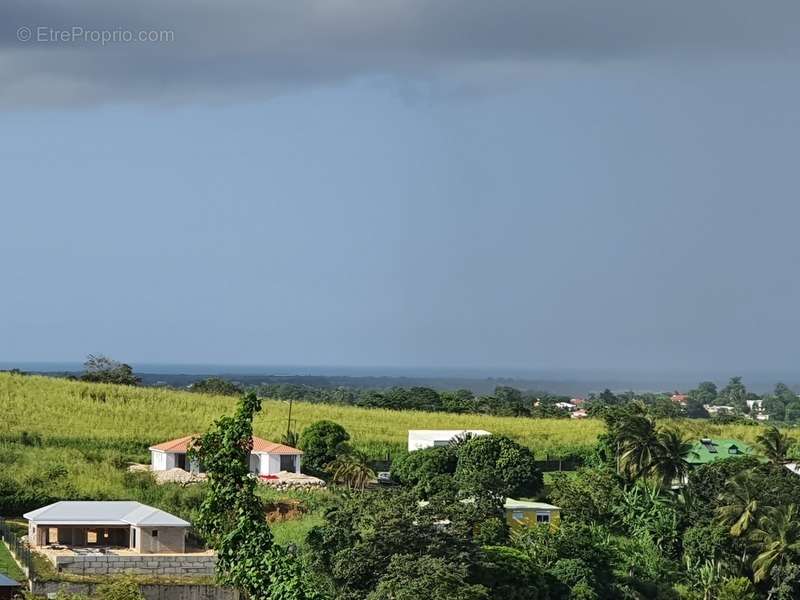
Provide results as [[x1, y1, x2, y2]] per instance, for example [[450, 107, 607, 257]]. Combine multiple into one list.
[[2, 1, 800, 374]]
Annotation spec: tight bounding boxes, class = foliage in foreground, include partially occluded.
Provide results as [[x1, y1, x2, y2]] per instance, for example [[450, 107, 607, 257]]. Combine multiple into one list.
[[191, 392, 322, 600]]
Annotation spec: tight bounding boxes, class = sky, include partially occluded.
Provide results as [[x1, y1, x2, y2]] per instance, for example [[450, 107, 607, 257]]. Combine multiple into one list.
[[2, 1, 800, 375]]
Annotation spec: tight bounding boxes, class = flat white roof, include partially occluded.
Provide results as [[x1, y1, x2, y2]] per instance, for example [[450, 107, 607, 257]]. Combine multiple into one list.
[[504, 499, 560, 511], [23, 501, 190, 527], [408, 429, 491, 440]]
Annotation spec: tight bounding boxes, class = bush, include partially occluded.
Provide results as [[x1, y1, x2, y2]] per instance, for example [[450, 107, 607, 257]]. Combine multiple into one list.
[[477, 546, 550, 600], [547, 466, 623, 525], [93, 576, 145, 600], [547, 558, 597, 591], [455, 435, 542, 499], [298, 421, 351, 475], [390, 446, 457, 488]]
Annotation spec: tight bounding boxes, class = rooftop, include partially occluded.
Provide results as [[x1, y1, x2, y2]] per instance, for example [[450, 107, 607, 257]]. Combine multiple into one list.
[[407, 429, 491, 439], [504, 499, 560, 511], [0, 574, 21, 587], [24, 501, 190, 527], [686, 438, 754, 464], [150, 434, 302, 455]]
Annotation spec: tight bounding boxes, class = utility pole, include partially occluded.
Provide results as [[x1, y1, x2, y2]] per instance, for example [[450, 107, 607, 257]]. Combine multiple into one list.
[[286, 396, 294, 440]]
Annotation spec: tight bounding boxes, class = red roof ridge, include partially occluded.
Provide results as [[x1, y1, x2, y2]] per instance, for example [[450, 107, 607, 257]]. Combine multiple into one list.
[[150, 434, 302, 455]]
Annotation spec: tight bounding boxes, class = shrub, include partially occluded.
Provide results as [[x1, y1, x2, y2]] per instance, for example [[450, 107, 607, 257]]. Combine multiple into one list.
[[298, 421, 351, 475], [390, 447, 457, 488], [455, 435, 542, 499], [93, 576, 145, 600]]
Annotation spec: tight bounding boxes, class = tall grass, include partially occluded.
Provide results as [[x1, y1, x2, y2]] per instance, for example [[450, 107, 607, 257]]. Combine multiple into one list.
[[0, 373, 605, 457]]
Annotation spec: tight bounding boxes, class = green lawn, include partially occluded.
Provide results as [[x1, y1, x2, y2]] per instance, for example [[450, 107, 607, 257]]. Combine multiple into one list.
[[0, 541, 25, 582]]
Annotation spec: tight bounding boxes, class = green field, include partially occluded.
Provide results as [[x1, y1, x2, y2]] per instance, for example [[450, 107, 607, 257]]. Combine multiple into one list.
[[1, 373, 608, 459], [1, 373, 789, 457]]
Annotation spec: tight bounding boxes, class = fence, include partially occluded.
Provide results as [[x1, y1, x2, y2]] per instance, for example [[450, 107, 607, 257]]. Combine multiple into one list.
[[0, 517, 33, 579]]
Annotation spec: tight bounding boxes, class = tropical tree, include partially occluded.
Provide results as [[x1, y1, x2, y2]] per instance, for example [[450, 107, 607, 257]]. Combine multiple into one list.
[[649, 428, 693, 488], [749, 504, 800, 583], [80, 354, 140, 386], [327, 449, 376, 491], [756, 426, 794, 465], [616, 414, 660, 480], [715, 471, 761, 538]]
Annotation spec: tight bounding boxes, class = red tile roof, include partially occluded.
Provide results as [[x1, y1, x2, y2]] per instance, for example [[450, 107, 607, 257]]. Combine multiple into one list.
[[150, 435, 302, 455]]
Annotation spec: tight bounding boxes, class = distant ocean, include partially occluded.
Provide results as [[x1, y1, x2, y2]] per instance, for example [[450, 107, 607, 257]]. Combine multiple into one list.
[[2, 362, 798, 395]]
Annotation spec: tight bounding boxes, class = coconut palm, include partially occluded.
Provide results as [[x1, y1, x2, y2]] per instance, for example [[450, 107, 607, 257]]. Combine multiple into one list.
[[649, 428, 693, 488], [749, 504, 800, 583], [715, 471, 760, 538], [326, 450, 376, 491], [755, 426, 794, 465], [617, 414, 660, 480]]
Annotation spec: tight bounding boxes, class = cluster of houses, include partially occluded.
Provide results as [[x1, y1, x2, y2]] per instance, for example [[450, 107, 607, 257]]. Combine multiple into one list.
[[6, 428, 782, 587], [670, 392, 770, 421], [551, 398, 588, 419]]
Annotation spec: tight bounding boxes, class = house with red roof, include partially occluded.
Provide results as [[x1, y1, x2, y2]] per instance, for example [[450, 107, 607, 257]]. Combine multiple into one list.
[[149, 434, 303, 476]]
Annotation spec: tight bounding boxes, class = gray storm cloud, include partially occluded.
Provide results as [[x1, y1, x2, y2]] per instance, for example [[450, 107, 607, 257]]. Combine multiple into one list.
[[1, 0, 799, 107]]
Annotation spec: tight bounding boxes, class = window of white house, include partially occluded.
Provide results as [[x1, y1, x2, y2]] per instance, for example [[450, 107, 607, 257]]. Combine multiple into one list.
[[87, 530, 98, 543], [48, 527, 58, 543], [152, 529, 158, 537], [536, 512, 550, 524]]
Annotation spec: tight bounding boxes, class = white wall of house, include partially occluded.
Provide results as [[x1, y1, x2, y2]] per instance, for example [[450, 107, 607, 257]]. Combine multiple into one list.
[[131, 526, 186, 554], [407, 430, 491, 452], [151, 450, 169, 471], [151, 451, 187, 472], [254, 453, 301, 475]]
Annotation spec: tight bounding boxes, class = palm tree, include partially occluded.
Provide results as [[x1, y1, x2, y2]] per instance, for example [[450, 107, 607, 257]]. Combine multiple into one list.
[[716, 471, 760, 538], [617, 414, 660, 480], [326, 450, 376, 491], [756, 426, 794, 465], [649, 428, 693, 488], [749, 504, 800, 582]]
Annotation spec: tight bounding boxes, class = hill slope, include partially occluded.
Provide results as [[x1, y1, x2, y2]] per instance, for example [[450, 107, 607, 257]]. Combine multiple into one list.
[[0, 373, 605, 458]]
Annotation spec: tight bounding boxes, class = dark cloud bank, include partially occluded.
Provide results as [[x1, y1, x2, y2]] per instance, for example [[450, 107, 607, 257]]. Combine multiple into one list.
[[1, 0, 799, 107]]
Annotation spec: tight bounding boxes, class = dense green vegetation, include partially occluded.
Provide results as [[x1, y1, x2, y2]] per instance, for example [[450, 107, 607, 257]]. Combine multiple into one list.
[[6, 372, 800, 598]]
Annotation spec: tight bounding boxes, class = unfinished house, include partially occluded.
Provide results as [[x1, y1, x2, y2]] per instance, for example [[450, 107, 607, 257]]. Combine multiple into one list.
[[24, 501, 216, 577], [150, 434, 303, 476], [25, 501, 190, 553]]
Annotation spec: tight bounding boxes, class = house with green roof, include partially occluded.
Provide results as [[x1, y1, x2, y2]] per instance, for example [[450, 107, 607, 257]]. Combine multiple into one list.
[[686, 438, 755, 465]]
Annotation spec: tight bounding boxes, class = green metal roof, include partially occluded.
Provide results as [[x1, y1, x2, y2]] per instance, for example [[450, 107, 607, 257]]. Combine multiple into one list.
[[686, 438, 754, 464]]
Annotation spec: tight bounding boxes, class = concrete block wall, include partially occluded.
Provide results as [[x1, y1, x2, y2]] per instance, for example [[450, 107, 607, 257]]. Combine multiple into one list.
[[31, 581, 238, 600], [53, 554, 216, 577]]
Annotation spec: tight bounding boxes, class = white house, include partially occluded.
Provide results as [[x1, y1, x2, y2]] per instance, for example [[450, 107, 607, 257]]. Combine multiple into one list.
[[150, 434, 303, 476], [25, 501, 190, 554], [407, 429, 490, 452]]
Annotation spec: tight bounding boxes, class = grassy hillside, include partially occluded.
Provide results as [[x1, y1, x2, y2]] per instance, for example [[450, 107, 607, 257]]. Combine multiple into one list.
[[2, 372, 792, 457], [0, 372, 792, 539], [1, 373, 607, 458]]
